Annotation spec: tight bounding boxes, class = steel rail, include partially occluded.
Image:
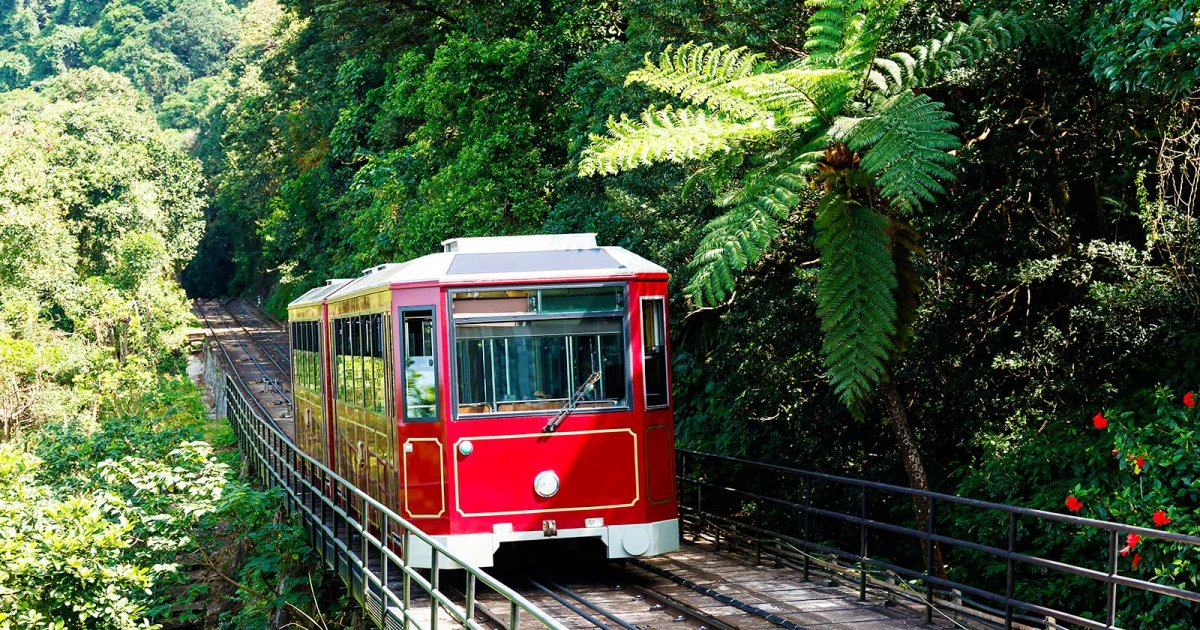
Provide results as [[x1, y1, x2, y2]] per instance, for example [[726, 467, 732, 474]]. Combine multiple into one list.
[[214, 349, 567, 630], [196, 300, 285, 433], [217, 299, 292, 406], [224, 298, 292, 374], [546, 582, 640, 630], [527, 580, 619, 630], [629, 560, 808, 630], [621, 582, 742, 630]]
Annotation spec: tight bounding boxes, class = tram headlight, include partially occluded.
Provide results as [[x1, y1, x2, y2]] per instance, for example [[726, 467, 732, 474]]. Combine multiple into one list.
[[533, 470, 560, 498]]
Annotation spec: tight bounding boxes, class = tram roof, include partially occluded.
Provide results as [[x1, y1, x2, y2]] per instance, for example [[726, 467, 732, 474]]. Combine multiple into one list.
[[288, 234, 667, 308]]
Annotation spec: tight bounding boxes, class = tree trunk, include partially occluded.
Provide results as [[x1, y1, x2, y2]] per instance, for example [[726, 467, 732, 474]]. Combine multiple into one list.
[[880, 381, 947, 580]]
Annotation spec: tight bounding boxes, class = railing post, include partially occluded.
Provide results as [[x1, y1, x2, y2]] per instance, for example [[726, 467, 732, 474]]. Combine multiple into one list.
[[466, 573, 477, 625], [925, 499, 936, 625], [430, 549, 440, 630], [1107, 530, 1119, 628], [402, 529, 411, 630], [1005, 512, 1016, 630], [755, 511, 762, 566], [802, 476, 811, 582], [859, 486, 868, 601], [361, 495, 369, 603]]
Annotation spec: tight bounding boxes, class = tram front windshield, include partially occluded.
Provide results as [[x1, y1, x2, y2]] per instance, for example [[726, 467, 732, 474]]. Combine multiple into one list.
[[453, 287, 628, 416]]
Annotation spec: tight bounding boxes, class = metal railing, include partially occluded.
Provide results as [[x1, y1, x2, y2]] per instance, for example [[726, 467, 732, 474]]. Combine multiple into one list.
[[677, 449, 1200, 630], [211, 343, 567, 630]]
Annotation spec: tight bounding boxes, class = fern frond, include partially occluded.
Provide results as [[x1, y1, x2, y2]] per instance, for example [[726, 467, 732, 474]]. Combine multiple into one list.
[[833, 92, 960, 213], [730, 68, 856, 128], [804, 0, 907, 77], [627, 42, 770, 119], [867, 11, 1057, 94], [814, 195, 898, 416], [804, 0, 862, 67], [579, 107, 775, 176], [684, 158, 816, 305]]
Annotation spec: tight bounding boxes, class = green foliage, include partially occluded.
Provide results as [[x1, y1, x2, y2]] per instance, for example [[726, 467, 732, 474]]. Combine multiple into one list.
[[0, 446, 155, 630], [832, 92, 960, 212], [685, 158, 816, 305], [956, 386, 1200, 627], [1072, 1, 1200, 101], [0, 0, 241, 102], [581, 0, 1047, 414], [14, 378, 334, 628], [867, 10, 1056, 95], [580, 106, 775, 176], [814, 197, 897, 413]]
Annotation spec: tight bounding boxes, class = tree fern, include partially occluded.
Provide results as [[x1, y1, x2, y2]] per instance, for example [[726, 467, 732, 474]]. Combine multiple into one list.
[[833, 92, 960, 212], [626, 43, 769, 119], [579, 107, 774, 176], [868, 11, 1058, 94], [814, 195, 897, 416], [685, 157, 818, 304], [579, 2, 1053, 415]]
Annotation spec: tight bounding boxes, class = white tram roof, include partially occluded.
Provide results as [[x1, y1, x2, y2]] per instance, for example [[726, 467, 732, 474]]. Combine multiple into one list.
[[289, 234, 666, 308]]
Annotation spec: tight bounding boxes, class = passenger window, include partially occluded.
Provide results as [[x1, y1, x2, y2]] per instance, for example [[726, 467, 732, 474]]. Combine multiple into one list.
[[402, 309, 438, 421], [643, 298, 669, 408]]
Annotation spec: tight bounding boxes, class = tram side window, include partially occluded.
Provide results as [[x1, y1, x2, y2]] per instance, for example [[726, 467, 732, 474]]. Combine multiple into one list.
[[643, 298, 669, 408], [401, 309, 438, 421], [291, 321, 320, 393], [331, 314, 393, 414]]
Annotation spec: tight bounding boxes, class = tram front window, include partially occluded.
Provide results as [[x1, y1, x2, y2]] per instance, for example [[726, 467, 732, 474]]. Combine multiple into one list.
[[453, 287, 628, 416]]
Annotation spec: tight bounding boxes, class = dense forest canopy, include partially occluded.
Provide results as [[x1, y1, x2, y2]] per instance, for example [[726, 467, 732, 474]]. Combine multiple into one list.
[[0, 0, 1198, 626]]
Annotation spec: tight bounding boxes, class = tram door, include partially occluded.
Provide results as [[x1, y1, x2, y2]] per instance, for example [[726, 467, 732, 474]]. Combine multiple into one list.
[[398, 306, 446, 520]]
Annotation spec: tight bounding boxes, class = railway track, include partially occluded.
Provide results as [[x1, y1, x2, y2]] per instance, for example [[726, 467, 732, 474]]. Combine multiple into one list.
[[196, 299, 294, 439], [197, 298, 946, 630]]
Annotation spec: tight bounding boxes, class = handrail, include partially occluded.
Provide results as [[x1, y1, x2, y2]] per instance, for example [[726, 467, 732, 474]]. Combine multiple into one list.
[[210, 342, 567, 630], [678, 448, 1200, 543], [676, 449, 1200, 630]]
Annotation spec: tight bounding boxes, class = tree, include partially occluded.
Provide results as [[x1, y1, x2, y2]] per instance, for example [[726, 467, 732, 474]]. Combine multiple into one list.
[[580, 0, 1054, 546]]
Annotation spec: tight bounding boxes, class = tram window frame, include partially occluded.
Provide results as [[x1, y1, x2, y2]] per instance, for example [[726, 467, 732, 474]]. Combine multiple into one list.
[[290, 320, 321, 393], [400, 307, 439, 422], [641, 297, 670, 409], [447, 283, 632, 420]]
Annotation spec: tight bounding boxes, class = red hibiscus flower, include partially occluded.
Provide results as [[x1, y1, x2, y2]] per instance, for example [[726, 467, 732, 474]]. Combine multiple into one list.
[[1119, 533, 1141, 557], [1065, 496, 1083, 512], [1186, 392, 1196, 408], [1112, 449, 1119, 456], [1136, 456, 1145, 469], [1153, 510, 1171, 527], [1132, 553, 1142, 569], [1093, 412, 1108, 429]]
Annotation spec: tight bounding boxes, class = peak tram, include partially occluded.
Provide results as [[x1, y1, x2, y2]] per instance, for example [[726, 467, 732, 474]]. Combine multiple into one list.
[[287, 234, 679, 567]]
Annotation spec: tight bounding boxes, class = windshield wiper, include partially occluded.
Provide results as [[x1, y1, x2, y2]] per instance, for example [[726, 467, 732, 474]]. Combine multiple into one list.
[[542, 371, 602, 433]]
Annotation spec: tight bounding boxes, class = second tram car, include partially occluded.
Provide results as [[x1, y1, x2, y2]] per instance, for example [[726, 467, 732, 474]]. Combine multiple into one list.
[[287, 234, 679, 567]]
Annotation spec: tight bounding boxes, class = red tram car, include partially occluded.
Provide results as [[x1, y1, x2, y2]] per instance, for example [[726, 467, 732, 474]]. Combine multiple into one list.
[[287, 234, 679, 567]]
